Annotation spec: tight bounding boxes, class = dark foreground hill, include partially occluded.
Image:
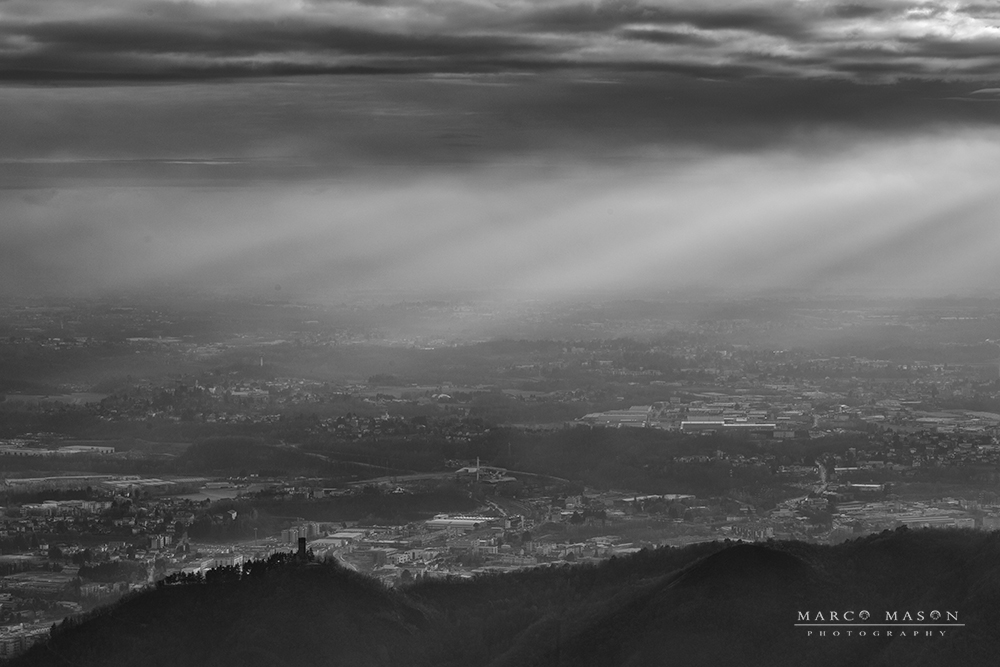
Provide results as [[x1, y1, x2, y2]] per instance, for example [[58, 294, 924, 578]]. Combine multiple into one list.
[[13, 528, 1000, 667]]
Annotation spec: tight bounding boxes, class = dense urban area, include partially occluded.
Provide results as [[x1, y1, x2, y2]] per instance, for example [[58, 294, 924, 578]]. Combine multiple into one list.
[[2, 293, 1000, 659]]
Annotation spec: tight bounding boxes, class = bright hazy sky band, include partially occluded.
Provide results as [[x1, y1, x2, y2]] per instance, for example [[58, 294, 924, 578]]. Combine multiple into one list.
[[2, 1, 1000, 299]]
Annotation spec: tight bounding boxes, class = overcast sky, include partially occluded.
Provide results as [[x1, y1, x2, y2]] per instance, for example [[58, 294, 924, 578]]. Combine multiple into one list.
[[3, 0, 1000, 299]]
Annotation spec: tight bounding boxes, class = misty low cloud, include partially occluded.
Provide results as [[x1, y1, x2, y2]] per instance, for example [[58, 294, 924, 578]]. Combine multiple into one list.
[[3, 130, 1000, 299]]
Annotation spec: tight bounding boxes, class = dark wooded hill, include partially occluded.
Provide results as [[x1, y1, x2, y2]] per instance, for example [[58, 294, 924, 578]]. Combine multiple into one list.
[[12, 528, 1000, 667]]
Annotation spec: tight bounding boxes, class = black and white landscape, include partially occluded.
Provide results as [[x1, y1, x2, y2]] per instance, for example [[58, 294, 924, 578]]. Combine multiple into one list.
[[3, 0, 1000, 665]]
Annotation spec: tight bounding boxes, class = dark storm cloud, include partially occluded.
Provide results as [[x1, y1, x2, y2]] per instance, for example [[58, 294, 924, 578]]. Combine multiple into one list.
[[20, 18, 550, 60], [618, 27, 718, 46], [958, 4, 1000, 18], [897, 35, 1000, 60], [829, 4, 890, 19], [1, 0, 1000, 82], [515, 2, 810, 39], [830, 59, 939, 76]]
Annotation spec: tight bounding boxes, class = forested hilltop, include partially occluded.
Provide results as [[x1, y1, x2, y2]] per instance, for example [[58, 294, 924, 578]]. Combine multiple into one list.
[[11, 527, 1000, 667]]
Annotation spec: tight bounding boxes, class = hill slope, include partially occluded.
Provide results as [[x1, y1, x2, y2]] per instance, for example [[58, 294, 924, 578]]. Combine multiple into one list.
[[12, 528, 1000, 667]]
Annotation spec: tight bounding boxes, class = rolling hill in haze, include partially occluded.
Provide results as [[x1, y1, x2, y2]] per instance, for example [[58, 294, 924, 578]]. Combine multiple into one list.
[[13, 528, 1000, 667]]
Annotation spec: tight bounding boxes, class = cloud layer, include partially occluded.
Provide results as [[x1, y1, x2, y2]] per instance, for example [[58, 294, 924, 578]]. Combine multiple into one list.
[[2, 0, 1000, 81]]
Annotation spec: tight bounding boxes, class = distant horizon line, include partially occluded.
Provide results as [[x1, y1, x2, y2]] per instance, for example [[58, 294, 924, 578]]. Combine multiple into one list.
[[6, 287, 1000, 305]]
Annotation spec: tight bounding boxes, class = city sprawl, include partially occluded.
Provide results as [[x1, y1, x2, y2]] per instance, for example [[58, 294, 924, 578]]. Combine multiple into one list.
[[2, 295, 1000, 658]]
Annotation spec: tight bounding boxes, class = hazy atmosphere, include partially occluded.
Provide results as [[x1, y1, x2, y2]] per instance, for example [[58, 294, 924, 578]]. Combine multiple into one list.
[[3, 0, 1000, 298], [7, 4, 1000, 665]]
